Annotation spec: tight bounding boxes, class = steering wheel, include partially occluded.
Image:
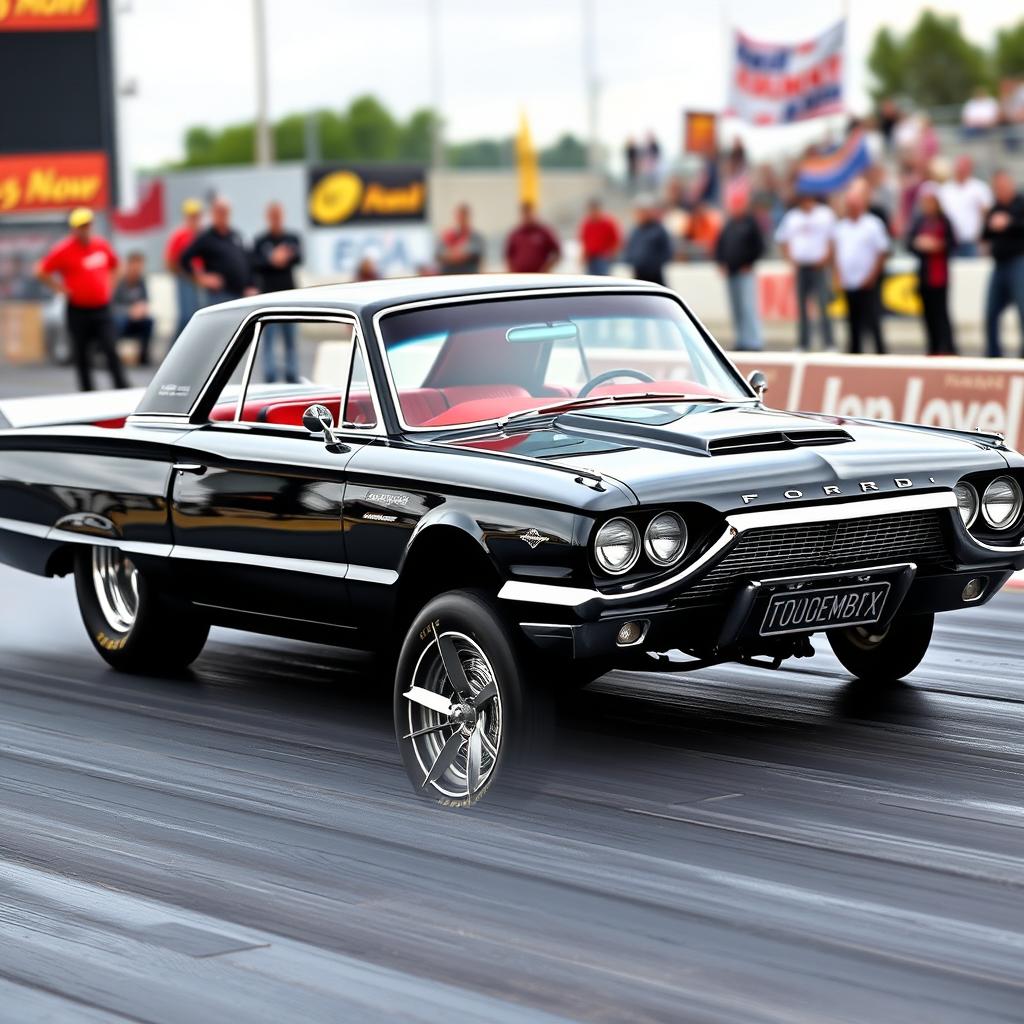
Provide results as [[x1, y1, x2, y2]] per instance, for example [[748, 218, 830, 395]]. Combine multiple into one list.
[[577, 368, 655, 399]]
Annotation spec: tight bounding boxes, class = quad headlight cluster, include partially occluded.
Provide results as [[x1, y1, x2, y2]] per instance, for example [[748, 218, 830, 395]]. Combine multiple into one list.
[[955, 477, 1023, 532], [594, 512, 688, 575]]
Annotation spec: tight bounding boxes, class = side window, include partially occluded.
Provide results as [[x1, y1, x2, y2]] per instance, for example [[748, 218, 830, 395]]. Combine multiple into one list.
[[203, 317, 375, 430]]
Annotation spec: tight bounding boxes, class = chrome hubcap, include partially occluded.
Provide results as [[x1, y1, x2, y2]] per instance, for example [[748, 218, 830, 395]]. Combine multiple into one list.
[[91, 547, 140, 633], [403, 626, 501, 801]]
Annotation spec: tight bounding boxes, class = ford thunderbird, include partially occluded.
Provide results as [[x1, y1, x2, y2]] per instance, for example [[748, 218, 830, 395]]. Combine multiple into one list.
[[1, 275, 1022, 805]]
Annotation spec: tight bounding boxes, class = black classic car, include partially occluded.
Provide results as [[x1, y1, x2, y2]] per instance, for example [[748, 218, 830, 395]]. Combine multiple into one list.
[[1, 275, 1023, 805]]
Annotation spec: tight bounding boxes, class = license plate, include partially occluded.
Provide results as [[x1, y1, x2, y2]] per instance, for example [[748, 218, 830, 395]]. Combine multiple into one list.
[[759, 582, 890, 637]]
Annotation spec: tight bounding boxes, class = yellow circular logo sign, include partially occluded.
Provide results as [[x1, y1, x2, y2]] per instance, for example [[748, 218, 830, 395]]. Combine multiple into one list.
[[308, 170, 364, 225]]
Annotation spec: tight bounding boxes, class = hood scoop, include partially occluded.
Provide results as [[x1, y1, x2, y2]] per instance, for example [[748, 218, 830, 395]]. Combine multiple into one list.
[[707, 428, 853, 457]]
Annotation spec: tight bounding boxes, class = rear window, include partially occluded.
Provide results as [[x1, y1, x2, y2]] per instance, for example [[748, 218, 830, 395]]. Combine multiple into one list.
[[134, 307, 244, 416]]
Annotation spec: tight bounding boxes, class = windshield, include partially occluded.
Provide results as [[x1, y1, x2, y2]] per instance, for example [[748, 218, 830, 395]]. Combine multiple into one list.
[[378, 292, 750, 429]]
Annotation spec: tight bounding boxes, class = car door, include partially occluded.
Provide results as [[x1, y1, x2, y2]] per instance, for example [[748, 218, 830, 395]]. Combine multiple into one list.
[[168, 311, 383, 635]]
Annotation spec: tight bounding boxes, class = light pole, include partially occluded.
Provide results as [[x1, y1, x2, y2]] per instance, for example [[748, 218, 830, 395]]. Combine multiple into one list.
[[582, 0, 601, 174], [428, 0, 444, 169], [253, 0, 273, 165]]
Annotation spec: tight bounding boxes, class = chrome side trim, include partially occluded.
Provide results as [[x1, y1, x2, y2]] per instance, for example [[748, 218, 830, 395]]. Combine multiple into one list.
[[170, 545, 346, 578], [348, 564, 399, 585], [498, 490, 958, 609], [169, 545, 399, 584], [49, 528, 173, 557]]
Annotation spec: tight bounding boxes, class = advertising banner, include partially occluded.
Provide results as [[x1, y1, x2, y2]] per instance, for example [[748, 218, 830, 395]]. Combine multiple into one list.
[[726, 20, 845, 125], [729, 353, 1024, 454], [0, 0, 98, 31], [309, 225, 433, 278], [307, 164, 427, 227], [0, 151, 109, 214]]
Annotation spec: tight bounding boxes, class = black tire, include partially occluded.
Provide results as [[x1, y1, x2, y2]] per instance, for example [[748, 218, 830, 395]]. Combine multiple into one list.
[[828, 610, 934, 683], [74, 546, 209, 674], [394, 589, 549, 808]]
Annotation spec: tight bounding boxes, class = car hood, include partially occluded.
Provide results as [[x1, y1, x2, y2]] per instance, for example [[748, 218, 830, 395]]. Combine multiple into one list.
[[445, 402, 1010, 512]]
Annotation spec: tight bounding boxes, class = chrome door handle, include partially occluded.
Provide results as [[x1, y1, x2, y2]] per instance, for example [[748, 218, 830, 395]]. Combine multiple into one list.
[[173, 463, 207, 475]]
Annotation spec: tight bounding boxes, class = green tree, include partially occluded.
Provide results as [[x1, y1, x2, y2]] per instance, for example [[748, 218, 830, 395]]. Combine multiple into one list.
[[994, 19, 1024, 80], [273, 113, 309, 161], [540, 133, 587, 168], [445, 138, 512, 168], [399, 109, 440, 162], [867, 11, 991, 108], [346, 94, 400, 160]]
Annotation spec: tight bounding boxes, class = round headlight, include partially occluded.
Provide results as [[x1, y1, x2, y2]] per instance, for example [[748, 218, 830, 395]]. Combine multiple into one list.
[[594, 517, 640, 574], [954, 481, 979, 529], [982, 476, 1023, 530], [644, 512, 688, 567]]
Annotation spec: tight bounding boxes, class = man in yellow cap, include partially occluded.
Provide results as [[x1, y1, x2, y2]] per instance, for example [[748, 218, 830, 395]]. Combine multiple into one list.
[[36, 208, 127, 391], [164, 197, 204, 342]]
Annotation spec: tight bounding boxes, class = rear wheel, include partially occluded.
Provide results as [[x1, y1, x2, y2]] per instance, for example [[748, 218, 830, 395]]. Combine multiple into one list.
[[74, 546, 209, 673], [828, 610, 934, 682], [394, 590, 548, 807]]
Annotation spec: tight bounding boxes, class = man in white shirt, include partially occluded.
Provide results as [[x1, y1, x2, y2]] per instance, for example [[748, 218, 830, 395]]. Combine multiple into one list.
[[835, 183, 890, 354], [775, 194, 837, 351], [939, 155, 994, 257], [962, 88, 1001, 137]]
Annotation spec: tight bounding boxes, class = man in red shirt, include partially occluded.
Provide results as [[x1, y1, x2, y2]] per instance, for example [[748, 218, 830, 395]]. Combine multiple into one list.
[[165, 197, 203, 342], [36, 208, 127, 392], [505, 201, 561, 273], [579, 198, 622, 275]]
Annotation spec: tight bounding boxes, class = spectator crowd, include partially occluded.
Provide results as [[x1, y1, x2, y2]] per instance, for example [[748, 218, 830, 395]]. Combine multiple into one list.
[[21, 102, 1024, 393]]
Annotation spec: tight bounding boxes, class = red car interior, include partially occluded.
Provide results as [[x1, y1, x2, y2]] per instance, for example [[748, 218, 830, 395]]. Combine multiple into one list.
[[208, 378, 716, 431]]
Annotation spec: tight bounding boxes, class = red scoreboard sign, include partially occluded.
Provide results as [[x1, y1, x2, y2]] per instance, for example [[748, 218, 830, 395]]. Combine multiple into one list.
[[0, 0, 98, 31]]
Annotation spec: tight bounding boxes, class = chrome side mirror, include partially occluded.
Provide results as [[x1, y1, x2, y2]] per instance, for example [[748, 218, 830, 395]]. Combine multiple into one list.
[[302, 403, 339, 445], [748, 370, 768, 403]]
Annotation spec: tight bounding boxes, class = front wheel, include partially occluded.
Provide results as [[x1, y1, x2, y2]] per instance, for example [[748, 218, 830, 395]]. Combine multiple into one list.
[[394, 590, 548, 807], [828, 610, 934, 682], [74, 546, 209, 673]]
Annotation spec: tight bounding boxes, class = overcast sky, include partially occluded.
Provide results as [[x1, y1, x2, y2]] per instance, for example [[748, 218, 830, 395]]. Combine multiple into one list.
[[116, 0, 1017, 171]]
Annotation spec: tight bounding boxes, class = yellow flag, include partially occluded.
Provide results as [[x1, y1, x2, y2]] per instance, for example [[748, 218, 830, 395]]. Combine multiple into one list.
[[516, 110, 539, 206]]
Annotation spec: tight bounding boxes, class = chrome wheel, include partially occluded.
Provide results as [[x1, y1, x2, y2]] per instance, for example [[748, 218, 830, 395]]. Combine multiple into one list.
[[91, 547, 140, 633], [403, 626, 502, 801]]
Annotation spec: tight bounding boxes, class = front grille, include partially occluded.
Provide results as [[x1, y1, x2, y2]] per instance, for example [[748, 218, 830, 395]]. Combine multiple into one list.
[[676, 509, 951, 606]]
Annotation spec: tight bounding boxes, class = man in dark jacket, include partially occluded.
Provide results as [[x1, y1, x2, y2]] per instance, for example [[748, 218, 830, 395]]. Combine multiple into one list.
[[624, 196, 673, 285], [179, 197, 255, 305], [252, 202, 304, 382], [982, 170, 1024, 357], [714, 190, 765, 350]]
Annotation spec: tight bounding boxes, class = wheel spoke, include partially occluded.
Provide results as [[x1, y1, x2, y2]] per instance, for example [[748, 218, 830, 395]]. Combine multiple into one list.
[[471, 679, 498, 708], [480, 731, 499, 759], [423, 729, 465, 787], [434, 625, 471, 697], [403, 723, 450, 740], [466, 728, 482, 795], [403, 686, 454, 717]]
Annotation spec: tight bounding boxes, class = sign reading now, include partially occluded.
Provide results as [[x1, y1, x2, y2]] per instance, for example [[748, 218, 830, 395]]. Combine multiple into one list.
[[0, 0, 98, 31]]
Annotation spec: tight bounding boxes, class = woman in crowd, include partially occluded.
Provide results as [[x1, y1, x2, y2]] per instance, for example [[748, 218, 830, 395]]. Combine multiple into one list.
[[907, 182, 957, 356]]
